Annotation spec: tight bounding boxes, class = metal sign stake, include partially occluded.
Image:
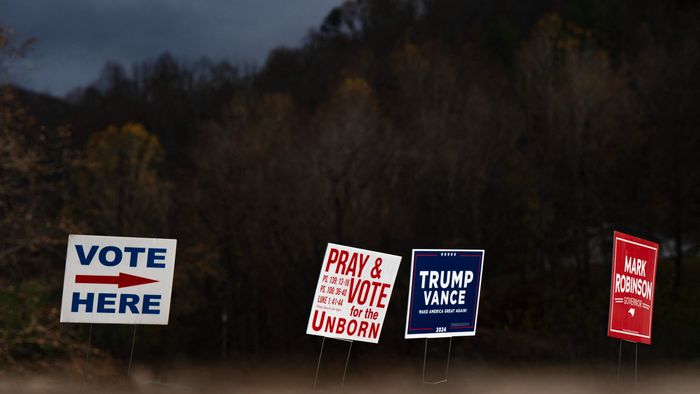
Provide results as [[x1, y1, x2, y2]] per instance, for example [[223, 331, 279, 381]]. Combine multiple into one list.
[[84, 323, 93, 381], [445, 337, 453, 380], [422, 337, 451, 385], [340, 340, 353, 391], [313, 336, 326, 390], [312, 337, 354, 391], [126, 325, 137, 376], [617, 339, 640, 387], [422, 338, 428, 386], [634, 343, 638, 387], [617, 339, 622, 381]]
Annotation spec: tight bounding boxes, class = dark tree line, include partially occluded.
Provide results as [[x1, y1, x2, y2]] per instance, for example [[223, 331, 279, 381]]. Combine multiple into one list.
[[2, 0, 700, 366]]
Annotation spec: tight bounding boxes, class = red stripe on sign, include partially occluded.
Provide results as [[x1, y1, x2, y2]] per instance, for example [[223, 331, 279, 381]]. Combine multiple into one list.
[[75, 273, 158, 288], [76, 274, 118, 285]]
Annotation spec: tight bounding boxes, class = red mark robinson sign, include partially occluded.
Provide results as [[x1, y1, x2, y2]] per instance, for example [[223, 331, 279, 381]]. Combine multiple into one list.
[[607, 231, 659, 344]]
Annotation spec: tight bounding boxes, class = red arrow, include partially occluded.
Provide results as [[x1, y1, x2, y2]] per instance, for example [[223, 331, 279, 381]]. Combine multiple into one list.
[[75, 273, 159, 288]]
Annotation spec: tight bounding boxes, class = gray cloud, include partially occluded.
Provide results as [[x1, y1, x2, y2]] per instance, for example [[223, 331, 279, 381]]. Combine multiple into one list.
[[2, 0, 342, 95]]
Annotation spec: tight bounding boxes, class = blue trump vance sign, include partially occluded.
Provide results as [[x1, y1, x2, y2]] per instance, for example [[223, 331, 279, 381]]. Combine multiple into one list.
[[405, 249, 485, 339]]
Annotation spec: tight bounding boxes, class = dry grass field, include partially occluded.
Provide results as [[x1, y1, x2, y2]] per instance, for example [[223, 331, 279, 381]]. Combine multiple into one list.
[[2, 360, 700, 393]]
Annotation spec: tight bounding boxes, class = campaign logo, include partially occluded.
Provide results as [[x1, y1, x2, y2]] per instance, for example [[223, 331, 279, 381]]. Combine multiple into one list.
[[405, 249, 485, 338]]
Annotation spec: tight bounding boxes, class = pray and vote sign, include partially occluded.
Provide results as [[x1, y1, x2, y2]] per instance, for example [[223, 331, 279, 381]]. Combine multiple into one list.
[[306, 243, 401, 343], [60, 234, 177, 325], [608, 231, 659, 344], [405, 249, 484, 338]]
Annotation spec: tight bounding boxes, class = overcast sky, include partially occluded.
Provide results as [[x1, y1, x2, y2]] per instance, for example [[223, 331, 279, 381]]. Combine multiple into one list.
[[1, 0, 342, 96]]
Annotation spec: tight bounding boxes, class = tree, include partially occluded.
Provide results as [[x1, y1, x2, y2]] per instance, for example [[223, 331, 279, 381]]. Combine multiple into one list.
[[0, 25, 70, 281], [191, 91, 317, 355], [516, 14, 632, 278], [311, 77, 391, 243], [390, 42, 520, 249], [0, 26, 75, 365], [632, 18, 700, 290], [70, 122, 169, 236]]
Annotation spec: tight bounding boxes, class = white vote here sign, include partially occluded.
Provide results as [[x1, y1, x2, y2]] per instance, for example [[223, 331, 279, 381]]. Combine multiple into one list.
[[60, 234, 177, 325]]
